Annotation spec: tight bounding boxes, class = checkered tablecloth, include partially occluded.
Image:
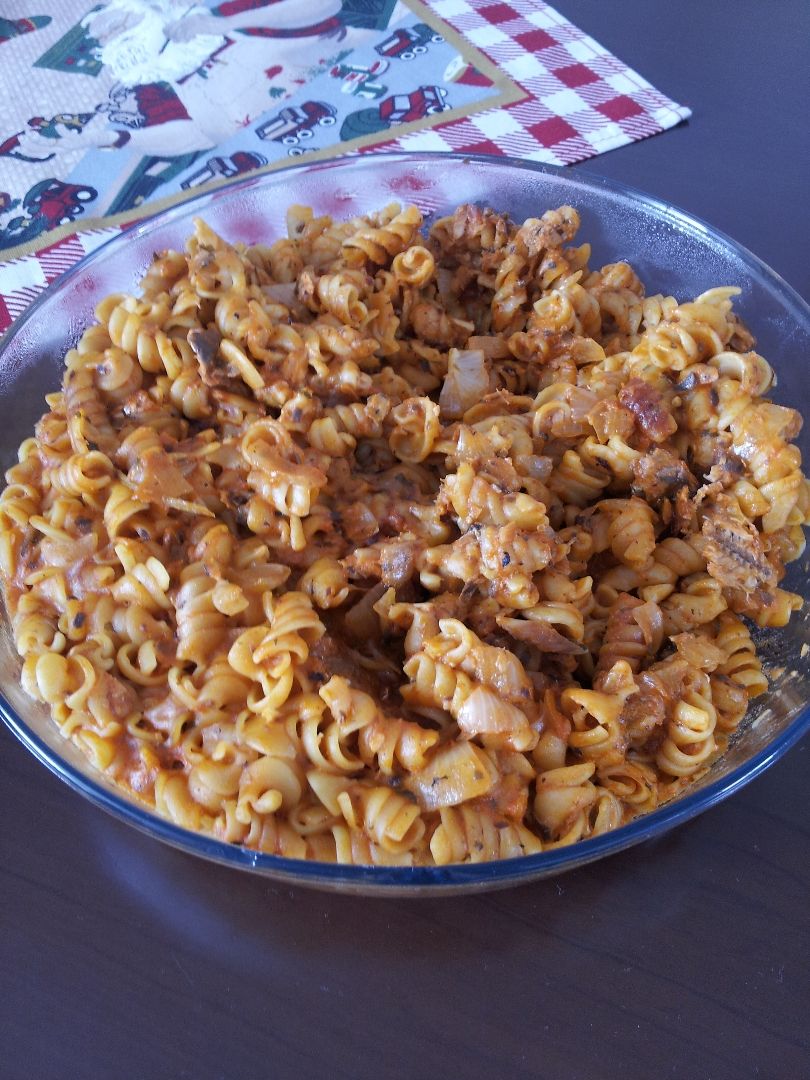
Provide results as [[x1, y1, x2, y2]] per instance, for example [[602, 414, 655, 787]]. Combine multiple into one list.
[[0, 0, 690, 334], [365, 0, 690, 161]]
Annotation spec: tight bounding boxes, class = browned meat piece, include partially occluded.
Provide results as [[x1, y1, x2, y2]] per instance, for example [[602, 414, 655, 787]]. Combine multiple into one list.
[[476, 522, 559, 578], [410, 300, 472, 348], [632, 447, 696, 505], [433, 204, 512, 257], [622, 684, 667, 744], [670, 485, 698, 535], [306, 634, 395, 698], [521, 204, 580, 255], [686, 431, 731, 477], [492, 207, 579, 270], [480, 455, 523, 493], [618, 377, 677, 443], [622, 655, 693, 745], [344, 540, 420, 586], [674, 364, 718, 392], [703, 447, 745, 489], [699, 494, 778, 598], [188, 327, 240, 390], [588, 399, 636, 442], [188, 326, 221, 368]]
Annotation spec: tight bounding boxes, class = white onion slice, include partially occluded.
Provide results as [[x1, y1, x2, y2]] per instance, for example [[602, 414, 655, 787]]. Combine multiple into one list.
[[457, 686, 529, 736], [405, 741, 496, 810], [439, 348, 489, 419]]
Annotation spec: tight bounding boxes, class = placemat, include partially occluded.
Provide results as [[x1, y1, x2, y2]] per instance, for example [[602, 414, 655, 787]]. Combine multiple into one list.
[[0, 0, 691, 332]]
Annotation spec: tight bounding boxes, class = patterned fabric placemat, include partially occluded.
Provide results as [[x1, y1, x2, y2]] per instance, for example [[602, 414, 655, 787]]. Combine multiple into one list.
[[0, 0, 691, 333], [0, 0, 518, 257]]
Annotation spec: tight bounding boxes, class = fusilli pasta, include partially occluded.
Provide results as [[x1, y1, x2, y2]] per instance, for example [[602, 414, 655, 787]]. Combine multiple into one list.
[[1, 199, 807, 866]]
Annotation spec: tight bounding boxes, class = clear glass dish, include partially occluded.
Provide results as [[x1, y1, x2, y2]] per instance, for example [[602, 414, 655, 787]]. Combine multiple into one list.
[[1, 152, 809, 896]]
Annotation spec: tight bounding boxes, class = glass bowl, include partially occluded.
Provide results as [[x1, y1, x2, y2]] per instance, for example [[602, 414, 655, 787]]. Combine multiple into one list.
[[1, 152, 809, 896]]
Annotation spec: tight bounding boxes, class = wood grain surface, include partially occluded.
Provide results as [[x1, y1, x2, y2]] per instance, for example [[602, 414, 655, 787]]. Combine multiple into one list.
[[1, 3, 808, 1078]]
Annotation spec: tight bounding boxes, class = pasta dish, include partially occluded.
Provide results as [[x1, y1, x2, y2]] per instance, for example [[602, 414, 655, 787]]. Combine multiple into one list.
[[0, 200, 806, 865]]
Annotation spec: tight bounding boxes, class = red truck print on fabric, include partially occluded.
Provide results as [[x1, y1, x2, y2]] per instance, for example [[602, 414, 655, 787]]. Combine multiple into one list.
[[375, 23, 443, 60], [379, 85, 449, 123], [20, 178, 95, 227], [255, 101, 337, 155], [180, 151, 268, 189], [0, 178, 97, 247], [340, 84, 452, 141]]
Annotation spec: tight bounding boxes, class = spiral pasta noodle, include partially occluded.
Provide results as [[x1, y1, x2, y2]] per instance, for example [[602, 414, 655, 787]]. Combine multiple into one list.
[[0, 199, 806, 866]]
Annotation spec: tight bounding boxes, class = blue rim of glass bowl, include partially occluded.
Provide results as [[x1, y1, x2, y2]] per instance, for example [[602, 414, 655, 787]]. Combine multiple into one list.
[[1, 150, 809, 893]]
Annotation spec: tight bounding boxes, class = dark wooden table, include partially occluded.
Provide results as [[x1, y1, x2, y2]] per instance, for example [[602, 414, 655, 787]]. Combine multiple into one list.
[[1, 3, 808, 1078]]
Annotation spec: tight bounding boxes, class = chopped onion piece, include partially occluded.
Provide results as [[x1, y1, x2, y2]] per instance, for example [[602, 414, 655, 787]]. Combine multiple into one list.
[[457, 686, 529, 735], [405, 741, 496, 810], [496, 614, 585, 655], [263, 282, 298, 306], [671, 631, 724, 671], [566, 385, 600, 421], [631, 600, 664, 647], [439, 349, 489, 419]]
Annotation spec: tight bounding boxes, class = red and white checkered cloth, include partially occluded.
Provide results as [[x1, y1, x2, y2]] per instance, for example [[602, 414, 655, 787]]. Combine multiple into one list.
[[366, 0, 689, 161], [0, 0, 689, 335]]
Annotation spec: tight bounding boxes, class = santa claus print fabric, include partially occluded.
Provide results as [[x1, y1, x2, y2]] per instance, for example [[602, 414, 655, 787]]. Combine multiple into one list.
[[0, 0, 691, 330], [0, 0, 513, 252]]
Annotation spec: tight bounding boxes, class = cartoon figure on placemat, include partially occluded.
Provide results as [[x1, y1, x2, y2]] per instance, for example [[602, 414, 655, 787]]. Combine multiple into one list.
[[0, 13, 51, 45], [95, 80, 223, 154], [329, 60, 388, 100], [0, 112, 129, 163], [102, 81, 191, 129], [380, 86, 449, 123]]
